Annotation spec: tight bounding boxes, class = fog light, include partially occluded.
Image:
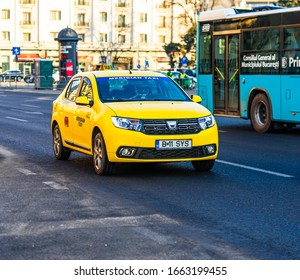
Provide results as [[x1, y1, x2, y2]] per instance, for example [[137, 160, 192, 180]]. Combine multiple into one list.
[[206, 145, 215, 155], [119, 147, 136, 157]]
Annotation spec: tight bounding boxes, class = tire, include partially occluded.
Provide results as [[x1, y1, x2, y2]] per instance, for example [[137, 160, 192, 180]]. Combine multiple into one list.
[[192, 159, 215, 171], [24, 77, 30, 83], [52, 124, 71, 160], [17, 76, 22, 82], [250, 93, 273, 133], [93, 131, 114, 175]]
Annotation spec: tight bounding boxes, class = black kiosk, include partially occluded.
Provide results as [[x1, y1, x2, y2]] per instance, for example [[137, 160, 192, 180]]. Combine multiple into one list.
[[55, 27, 81, 89]]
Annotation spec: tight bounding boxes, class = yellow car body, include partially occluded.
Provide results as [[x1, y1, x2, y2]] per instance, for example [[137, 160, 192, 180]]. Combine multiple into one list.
[[51, 70, 218, 175]]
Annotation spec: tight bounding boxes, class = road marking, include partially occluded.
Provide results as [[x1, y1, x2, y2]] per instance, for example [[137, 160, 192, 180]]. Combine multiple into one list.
[[21, 104, 40, 108], [133, 227, 173, 245], [5, 116, 27, 122], [217, 159, 294, 178], [43, 181, 69, 190], [16, 168, 36, 175], [0, 214, 178, 237], [0, 145, 15, 157], [11, 108, 43, 115]]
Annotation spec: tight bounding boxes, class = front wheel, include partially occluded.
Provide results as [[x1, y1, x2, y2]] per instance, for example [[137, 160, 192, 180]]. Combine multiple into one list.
[[192, 159, 215, 172], [250, 93, 273, 133], [52, 124, 71, 160], [93, 131, 114, 175]]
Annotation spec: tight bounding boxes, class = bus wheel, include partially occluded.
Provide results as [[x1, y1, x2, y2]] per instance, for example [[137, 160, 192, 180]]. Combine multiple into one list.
[[250, 93, 273, 133]]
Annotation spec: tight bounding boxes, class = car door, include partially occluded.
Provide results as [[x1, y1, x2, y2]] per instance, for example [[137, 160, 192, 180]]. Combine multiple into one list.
[[73, 77, 94, 152], [59, 77, 82, 145]]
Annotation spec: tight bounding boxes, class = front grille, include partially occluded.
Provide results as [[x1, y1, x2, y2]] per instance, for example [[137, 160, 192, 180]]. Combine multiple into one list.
[[135, 145, 214, 160], [141, 118, 201, 135]]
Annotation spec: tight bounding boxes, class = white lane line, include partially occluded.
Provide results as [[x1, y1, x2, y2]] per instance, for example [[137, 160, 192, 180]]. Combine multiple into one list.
[[218, 130, 227, 133], [11, 108, 43, 115], [5, 116, 27, 122], [217, 159, 294, 178], [43, 181, 69, 190], [16, 168, 36, 176], [21, 104, 40, 108]]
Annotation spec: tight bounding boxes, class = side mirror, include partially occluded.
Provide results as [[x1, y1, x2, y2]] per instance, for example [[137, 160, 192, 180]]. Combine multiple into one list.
[[76, 96, 90, 106], [191, 94, 202, 103]]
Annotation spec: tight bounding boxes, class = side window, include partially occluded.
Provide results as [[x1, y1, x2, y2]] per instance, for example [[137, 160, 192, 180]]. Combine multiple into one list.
[[284, 27, 300, 49], [78, 78, 93, 102], [65, 78, 81, 101], [243, 28, 279, 51]]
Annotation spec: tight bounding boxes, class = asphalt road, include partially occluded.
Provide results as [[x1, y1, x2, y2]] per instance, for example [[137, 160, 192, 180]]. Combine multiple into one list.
[[0, 89, 299, 260]]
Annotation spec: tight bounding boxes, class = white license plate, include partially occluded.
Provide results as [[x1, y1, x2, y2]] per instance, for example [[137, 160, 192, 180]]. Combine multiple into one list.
[[155, 139, 192, 150]]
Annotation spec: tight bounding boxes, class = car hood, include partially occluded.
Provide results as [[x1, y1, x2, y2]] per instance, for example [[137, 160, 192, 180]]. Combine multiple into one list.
[[105, 101, 211, 118]]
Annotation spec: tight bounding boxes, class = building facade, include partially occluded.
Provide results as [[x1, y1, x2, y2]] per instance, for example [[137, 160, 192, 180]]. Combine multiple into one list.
[[0, 0, 277, 74]]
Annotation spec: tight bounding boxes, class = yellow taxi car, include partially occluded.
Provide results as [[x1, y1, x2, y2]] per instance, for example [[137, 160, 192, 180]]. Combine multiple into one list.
[[51, 70, 218, 175]]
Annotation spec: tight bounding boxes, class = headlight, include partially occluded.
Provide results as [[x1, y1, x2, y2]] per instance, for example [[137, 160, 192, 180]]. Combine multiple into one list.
[[198, 115, 215, 130], [112, 117, 142, 132]]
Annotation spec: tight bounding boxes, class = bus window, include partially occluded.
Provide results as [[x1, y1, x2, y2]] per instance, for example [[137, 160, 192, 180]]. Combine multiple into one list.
[[284, 28, 300, 49], [243, 28, 279, 51], [199, 33, 212, 74]]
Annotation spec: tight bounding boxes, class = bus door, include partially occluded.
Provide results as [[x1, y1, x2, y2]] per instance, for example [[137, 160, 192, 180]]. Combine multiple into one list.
[[213, 33, 240, 115]]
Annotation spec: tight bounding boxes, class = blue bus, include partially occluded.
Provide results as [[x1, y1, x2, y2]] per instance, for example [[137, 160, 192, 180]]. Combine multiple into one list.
[[196, 6, 300, 133]]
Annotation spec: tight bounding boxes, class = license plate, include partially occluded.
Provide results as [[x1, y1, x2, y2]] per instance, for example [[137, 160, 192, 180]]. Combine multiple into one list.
[[155, 139, 192, 150]]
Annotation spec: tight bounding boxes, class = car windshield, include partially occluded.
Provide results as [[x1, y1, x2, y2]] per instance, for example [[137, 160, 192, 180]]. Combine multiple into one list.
[[96, 76, 190, 102]]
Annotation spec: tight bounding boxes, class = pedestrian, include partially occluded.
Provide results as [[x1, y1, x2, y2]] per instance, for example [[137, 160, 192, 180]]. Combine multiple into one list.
[[179, 69, 188, 89], [167, 69, 173, 78]]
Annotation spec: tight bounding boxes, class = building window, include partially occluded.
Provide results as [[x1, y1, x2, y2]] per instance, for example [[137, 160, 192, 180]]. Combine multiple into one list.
[[140, 33, 147, 43], [158, 0, 169, 8], [78, 33, 85, 42], [158, 16, 166, 28], [100, 33, 107, 42], [118, 34, 126, 44], [117, 0, 126, 7], [50, 10, 61, 20], [76, 13, 86, 26], [2, 9, 10, 19], [118, 15, 126, 27], [23, 32, 31, 42], [158, 35, 166, 44], [100, 12, 107, 22], [2, 31, 10, 41], [22, 12, 32, 24], [140, 13, 147, 23], [21, 0, 35, 3], [77, 0, 89, 5]]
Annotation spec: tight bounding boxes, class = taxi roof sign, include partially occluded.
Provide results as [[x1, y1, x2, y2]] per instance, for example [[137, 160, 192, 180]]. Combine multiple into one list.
[[99, 64, 114, 70]]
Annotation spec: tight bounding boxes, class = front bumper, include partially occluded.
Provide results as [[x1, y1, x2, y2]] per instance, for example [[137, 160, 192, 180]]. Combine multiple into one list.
[[104, 124, 218, 163]]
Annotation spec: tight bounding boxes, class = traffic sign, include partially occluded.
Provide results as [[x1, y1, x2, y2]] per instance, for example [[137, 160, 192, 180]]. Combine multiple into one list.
[[181, 56, 188, 66], [12, 47, 21, 55]]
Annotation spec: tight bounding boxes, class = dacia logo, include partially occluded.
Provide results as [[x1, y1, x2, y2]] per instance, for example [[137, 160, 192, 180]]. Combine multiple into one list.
[[166, 120, 177, 130]]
